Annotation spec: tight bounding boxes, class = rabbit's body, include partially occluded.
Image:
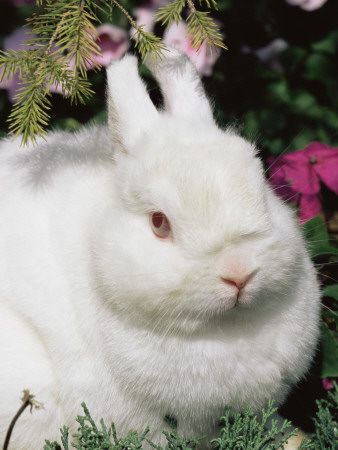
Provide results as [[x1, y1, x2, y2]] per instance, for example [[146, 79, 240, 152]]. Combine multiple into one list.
[[0, 51, 320, 450]]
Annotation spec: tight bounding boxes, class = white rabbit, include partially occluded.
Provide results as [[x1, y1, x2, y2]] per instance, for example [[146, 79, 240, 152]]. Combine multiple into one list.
[[0, 49, 320, 450]]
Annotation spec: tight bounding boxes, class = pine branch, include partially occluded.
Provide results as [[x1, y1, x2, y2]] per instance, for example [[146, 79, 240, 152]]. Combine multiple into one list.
[[0, 49, 94, 145], [53, 4, 101, 76], [0, 1, 98, 145], [0, 0, 227, 145], [27, 1, 102, 75], [186, 0, 227, 53], [155, 0, 186, 27], [111, 0, 168, 61], [198, 0, 218, 9], [133, 26, 168, 62]]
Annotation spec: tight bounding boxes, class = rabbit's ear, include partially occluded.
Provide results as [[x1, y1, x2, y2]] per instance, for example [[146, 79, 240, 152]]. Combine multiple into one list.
[[146, 48, 214, 123], [106, 54, 159, 150]]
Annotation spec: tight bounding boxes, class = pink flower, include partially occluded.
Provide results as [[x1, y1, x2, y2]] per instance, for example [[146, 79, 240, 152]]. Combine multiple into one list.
[[322, 378, 334, 390], [241, 39, 288, 72], [267, 142, 338, 224], [133, 0, 171, 34], [163, 20, 221, 77], [285, 0, 328, 11], [51, 24, 130, 93], [85, 24, 130, 70], [132, 1, 222, 77]]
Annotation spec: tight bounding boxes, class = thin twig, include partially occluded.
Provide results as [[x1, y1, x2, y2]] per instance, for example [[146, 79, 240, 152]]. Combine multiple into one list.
[[186, 0, 196, 13], [2, 390, 44, 450], [45, 10, 71, 55], [111, 0, 139, 29], [186, 0, 227, 52]]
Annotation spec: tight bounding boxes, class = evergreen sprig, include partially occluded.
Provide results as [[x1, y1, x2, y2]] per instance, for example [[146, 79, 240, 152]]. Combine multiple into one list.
[[0, 0, 226, 146], [42, 400, 312, 449], [110, 0, 168, 61], [155, 0, 186, 27], [211, 400, 305, 449], [311, 382, 338, 448], [133, 26, 168, 62], [198, 0, 218, 8], [0, 0, 99, 145], [156, 0, 227, 53], [186, 3, 227, 53], [26, 1, 102, 75], [0, 48, 93, 144]]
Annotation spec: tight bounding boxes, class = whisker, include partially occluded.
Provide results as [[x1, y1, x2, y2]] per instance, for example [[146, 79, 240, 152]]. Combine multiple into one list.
[[321, 274, 338, 284], [264, 121, 313, 176], [301, 217, 338, 232], [321, 303, 338, 317], [306, 238, 338, 244], [315, 261, 338, 267]]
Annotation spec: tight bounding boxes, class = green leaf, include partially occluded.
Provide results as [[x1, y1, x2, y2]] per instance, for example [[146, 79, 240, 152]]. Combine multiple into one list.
[[322, 285, 338, 301], [311, 30, 338, 55], [290, 90, 321, 119], [304, 53, 336, 82], [302, 216, 338, 259], [320, 322, 338, 378]]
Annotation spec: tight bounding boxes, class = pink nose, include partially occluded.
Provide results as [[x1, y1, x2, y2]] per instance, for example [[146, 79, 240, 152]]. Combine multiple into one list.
[[221, 275, 249, 290]]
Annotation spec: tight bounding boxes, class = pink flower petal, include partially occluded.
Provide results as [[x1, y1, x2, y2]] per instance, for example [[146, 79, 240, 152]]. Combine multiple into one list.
[[304, 142, 338, 195], [285, 0, 327, 9], [322, 378, 334, 390], [86, 24, 130, 70], [298, 193, 322, 224], [134, 7, 157, 34], [268, 152, 320, 197], [163, 21, 220, 77], [249, 39, 288, 72], [268, 142, 338, 224], [300, 0, 328, 10], [132, 0, 172, 36]]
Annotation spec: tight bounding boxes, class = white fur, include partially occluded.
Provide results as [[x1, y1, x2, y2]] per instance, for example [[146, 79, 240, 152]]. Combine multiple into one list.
[[0, 49, 320, 449]]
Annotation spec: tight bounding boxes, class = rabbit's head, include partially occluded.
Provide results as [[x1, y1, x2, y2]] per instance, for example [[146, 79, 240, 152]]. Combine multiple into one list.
[[94, 49, 305, 334]]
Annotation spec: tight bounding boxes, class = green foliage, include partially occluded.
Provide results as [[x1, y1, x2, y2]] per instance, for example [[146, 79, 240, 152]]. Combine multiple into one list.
[[156, 0, 186, 27], [43, 402, 203, 450], [302, 215, 338, 379], [133, 26, 168, 63], [211, 401, 300, 449], [43, 391, 338, 449], [43, 401, 296, 450], [186, 9, 226, 53], [302, 216, 338, 259], [0, 48, 93, 144], [0, 0, 100, 144], [156, 0, 226, 53], [311, 382, 338, 449], [320, 322, 338, 379]]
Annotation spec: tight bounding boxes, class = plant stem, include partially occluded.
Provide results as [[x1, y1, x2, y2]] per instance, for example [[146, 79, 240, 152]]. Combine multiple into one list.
[[186, 0, 197, 14], [2, 390, 43, 450], [45, 10, 71, 56], [110, 0, 138, 29]]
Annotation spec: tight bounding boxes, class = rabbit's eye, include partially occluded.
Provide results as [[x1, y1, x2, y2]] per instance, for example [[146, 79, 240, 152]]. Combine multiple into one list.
[[150, 212, 172, 240]]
